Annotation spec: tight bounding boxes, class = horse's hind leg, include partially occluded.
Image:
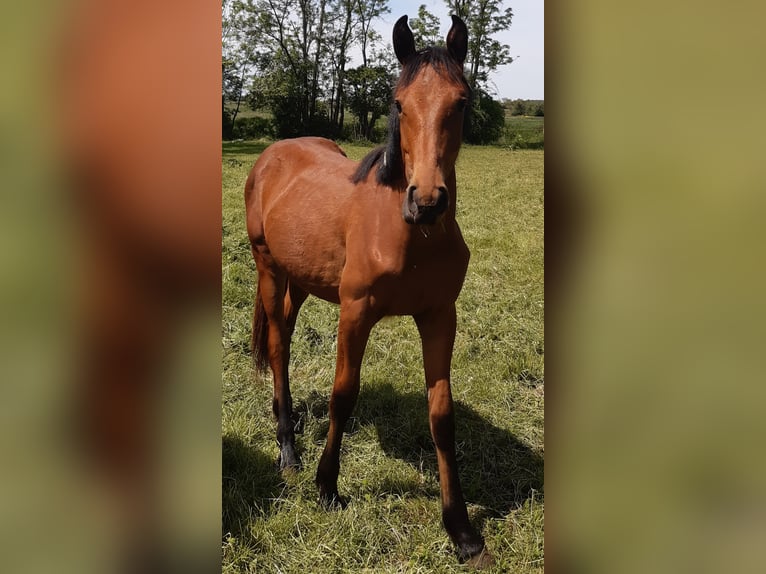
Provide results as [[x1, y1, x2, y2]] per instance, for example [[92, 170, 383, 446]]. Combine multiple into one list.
[[252, 253, 300, 470], [284, 280, 308, 339]]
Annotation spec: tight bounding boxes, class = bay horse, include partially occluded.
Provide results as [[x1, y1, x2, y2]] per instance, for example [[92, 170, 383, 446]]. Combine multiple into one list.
[[245, 15, 491, 566]]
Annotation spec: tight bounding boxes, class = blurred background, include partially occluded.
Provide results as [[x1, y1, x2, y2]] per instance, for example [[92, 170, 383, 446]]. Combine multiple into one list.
[[1, 1, 221, 572], [2, 0, 766, 572], [550, 1, 766, 572]]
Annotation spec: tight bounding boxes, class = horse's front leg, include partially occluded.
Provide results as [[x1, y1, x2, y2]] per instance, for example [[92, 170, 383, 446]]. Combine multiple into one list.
[[415, 305, 491, 566], [315, 296, 375, 508]]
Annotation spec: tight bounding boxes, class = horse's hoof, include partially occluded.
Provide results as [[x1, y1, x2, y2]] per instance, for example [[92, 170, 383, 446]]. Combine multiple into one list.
[[318, 490, 347, 510], [463, 547, 495, 570], [277, 450, 301, 473]]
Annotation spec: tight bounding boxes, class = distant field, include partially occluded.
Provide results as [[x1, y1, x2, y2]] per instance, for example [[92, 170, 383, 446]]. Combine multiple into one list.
[[222, 140, 544, 573], [225, 101, 270, 120], [502, 116, 544, 149]]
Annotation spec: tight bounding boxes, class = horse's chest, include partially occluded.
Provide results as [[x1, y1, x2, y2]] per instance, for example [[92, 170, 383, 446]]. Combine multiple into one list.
[[367, 244, 469, 315]]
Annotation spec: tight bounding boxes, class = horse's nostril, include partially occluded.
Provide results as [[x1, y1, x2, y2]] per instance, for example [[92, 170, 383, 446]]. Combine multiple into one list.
[[435, 187, 449, 212]]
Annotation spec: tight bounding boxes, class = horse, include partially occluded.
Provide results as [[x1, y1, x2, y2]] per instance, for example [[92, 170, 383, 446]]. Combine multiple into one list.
[[245, 15, 491, 566]]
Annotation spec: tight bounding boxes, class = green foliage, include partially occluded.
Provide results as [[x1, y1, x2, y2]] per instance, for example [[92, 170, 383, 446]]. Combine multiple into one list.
[[503, 99, 544, 118], [222, 141, 544, 572], [223, 102, 235, 140], [345, 64, 394, 141], [232, 116, 273, 140], [510, 99, 527, 116], [465, 91, 505, 144], [410, 4, 443, 48], [224, 0, 395, 138], [223, 1, 524, 142], [445, 0, 514, 92], [271, 92, 305, 138]]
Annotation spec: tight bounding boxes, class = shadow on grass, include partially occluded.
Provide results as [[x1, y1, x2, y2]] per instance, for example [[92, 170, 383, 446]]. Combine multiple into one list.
[[222, 140, 271, 157], [222, 434, 282, 538], [293, 381, 543, 518]]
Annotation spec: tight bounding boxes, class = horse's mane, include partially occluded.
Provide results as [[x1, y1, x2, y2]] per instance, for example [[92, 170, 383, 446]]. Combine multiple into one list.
[[350, 47, 471, 187]]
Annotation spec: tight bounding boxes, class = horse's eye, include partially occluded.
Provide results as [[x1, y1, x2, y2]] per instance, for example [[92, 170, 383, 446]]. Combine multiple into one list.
[[395, 100, 402, 113], [457, 98, 468, 111]]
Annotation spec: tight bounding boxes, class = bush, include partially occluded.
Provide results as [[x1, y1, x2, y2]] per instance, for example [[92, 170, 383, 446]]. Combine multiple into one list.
[[465, 92, 505, 145], [501, 120, 545, 150], [511, 99, 527, 116], [232, 116, 273, 139], [271, 94, 304, 138], [223, 106, 234, 140], [341, 120, 386, 144]]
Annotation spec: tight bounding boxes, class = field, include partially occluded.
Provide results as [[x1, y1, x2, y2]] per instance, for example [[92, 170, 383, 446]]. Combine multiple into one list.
[[500, 116, 544, 149], [222, 140, 544, 572], [225, 101, 544, 149]]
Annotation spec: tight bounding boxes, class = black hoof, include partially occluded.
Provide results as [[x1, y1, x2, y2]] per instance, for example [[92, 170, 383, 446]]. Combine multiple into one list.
[[277, 448, 301, 472], [318, 489, 347, 510], [456, 539, 489, 566]]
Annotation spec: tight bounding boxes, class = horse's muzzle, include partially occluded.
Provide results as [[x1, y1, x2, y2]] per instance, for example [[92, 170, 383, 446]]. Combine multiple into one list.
[[402, 185, 449, 225]]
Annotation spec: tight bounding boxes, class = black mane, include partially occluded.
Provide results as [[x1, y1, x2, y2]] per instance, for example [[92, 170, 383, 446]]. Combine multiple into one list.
[[350, 47, 470, 187]]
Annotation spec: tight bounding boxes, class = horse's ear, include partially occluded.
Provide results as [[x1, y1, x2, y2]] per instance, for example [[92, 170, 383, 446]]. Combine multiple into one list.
[[393, 15, 416, 65], [446, 15, 468, 65]]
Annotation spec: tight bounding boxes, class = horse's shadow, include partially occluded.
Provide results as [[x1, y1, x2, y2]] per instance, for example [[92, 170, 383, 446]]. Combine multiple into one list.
[[222, 434, 282, 538], [294, 380, 543, 518]]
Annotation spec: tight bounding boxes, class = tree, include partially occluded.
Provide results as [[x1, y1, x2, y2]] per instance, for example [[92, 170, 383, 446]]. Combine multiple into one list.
[[465, 88, 505, 144], [444, 0, 513, 93], [410, 4, 442, 48], [441, 1, 513, 143], [510, 99, 526, 116], [345, 63, 394, 140], [223, 1, 256, 137], [226, 0, 333, 135], [222, 0, 400, 139], [326, 0, 356, 131], [355, 0, 390, 68]]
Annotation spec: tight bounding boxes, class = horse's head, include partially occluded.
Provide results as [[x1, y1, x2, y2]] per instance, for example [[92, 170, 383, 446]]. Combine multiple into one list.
[[392, 15, 469, 225]]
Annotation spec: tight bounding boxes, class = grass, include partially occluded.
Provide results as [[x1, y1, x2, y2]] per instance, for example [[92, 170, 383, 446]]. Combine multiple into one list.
[[222, 140, 544, 572]]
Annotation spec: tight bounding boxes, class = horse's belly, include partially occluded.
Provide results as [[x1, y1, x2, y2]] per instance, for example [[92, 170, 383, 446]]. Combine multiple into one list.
[[262, 202, 345, 303], [253, 143, 354, 303]]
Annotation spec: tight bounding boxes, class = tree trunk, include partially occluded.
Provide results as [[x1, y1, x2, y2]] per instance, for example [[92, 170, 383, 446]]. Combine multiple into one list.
[[309, 0, 327, 122], [231, 63, 246, 125]]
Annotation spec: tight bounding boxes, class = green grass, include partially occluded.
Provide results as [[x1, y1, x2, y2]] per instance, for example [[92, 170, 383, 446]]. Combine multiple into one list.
[[222, 140, 544, 572]]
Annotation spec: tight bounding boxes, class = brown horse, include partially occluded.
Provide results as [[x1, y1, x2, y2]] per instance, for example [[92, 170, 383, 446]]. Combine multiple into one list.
[[245, 15, 490, 566]]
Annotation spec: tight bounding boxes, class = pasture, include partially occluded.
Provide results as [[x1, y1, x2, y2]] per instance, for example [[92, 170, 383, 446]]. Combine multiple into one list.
[[222, 140, 544, 573]]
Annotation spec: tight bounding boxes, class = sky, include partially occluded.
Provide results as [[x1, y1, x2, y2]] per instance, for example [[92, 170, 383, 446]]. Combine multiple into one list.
[[369, 0, 544, 100]]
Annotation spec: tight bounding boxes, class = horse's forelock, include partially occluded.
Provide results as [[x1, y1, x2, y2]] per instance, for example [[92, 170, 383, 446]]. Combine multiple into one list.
[[396, 47, 470, 94]]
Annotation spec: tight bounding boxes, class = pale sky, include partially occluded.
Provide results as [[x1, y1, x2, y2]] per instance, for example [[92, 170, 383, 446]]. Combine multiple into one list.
[[368, 0, 544, 100]]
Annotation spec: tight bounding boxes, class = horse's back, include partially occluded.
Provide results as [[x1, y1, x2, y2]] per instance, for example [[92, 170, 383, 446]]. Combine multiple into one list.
[[245, 137, 356, 301], [246, 137, 351, 214]]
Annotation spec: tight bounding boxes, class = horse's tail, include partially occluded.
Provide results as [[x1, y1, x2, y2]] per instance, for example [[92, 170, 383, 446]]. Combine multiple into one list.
[[252, 282, 270, 372]]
